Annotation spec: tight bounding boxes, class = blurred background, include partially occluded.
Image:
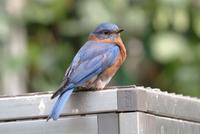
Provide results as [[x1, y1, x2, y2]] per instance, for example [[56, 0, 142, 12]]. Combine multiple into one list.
[[0, 0, 200, 97]]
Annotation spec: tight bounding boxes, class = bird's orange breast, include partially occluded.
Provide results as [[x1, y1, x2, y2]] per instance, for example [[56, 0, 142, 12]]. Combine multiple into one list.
[[89, 35, 127, 78]]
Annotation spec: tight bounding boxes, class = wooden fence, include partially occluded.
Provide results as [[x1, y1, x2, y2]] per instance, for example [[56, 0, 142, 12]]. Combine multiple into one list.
[[0, 86, 200, 134]]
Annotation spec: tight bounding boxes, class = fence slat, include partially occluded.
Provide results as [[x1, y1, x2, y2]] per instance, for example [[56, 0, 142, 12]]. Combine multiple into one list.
[[120, 112, 200, 134], [0, 115, 98, 134]]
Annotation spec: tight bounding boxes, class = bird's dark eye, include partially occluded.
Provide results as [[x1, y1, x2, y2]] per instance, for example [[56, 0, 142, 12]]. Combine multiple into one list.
[[103, 31, 110, 35]]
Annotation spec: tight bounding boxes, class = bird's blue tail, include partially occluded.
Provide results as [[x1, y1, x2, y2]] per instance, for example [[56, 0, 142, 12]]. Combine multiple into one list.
[[47, 88, 74, 121]]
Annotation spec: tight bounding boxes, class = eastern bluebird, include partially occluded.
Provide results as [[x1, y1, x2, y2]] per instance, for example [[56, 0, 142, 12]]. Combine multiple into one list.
[[47, 23, 127, 121]]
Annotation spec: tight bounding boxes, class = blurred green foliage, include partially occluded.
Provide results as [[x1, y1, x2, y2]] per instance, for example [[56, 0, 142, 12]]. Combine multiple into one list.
[[1, 0, 200, 97]]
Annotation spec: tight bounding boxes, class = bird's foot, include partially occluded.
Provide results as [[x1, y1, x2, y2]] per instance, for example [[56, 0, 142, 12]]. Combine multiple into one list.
[[75, 87, 95, 92]]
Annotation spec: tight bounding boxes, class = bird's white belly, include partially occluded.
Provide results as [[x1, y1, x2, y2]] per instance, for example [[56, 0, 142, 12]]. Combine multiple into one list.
[[95, 77, 112, 89], [82, 75, 112, 90]]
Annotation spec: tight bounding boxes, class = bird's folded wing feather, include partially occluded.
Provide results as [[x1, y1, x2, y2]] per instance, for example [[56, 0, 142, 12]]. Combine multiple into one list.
[[51, 41, 120, 99]]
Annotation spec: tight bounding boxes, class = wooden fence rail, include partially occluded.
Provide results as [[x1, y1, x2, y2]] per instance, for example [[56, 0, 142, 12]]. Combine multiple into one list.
[[0, 86, 200, 134]]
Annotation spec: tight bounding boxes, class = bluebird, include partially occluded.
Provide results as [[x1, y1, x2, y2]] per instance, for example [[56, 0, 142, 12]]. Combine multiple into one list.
[[47, 23, 127, 121]]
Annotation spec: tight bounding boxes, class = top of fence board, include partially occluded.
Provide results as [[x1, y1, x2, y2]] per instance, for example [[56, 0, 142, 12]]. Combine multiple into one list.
[[0, 85, 200, 122]]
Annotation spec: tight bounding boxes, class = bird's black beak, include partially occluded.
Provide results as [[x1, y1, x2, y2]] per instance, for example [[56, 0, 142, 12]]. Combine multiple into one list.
[[117, 29, 124, 33]]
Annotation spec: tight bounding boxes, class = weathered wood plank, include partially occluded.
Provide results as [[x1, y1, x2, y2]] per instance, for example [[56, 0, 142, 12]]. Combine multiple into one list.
[[0, 89, 118, 120], [117, 87, 200, 122], [0, 86, 200, 123], [98, 113, 119, 134], [120, 112, 200, 134], [0, 115, 98, 134]]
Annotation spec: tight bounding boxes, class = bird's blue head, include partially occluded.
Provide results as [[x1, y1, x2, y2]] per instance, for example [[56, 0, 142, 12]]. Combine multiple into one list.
[[90, 23, 124, 40]]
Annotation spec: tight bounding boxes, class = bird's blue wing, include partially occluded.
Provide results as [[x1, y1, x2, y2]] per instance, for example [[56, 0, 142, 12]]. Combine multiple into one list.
[[54, 41, 119, 96], [69, 41, 119, 84]]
